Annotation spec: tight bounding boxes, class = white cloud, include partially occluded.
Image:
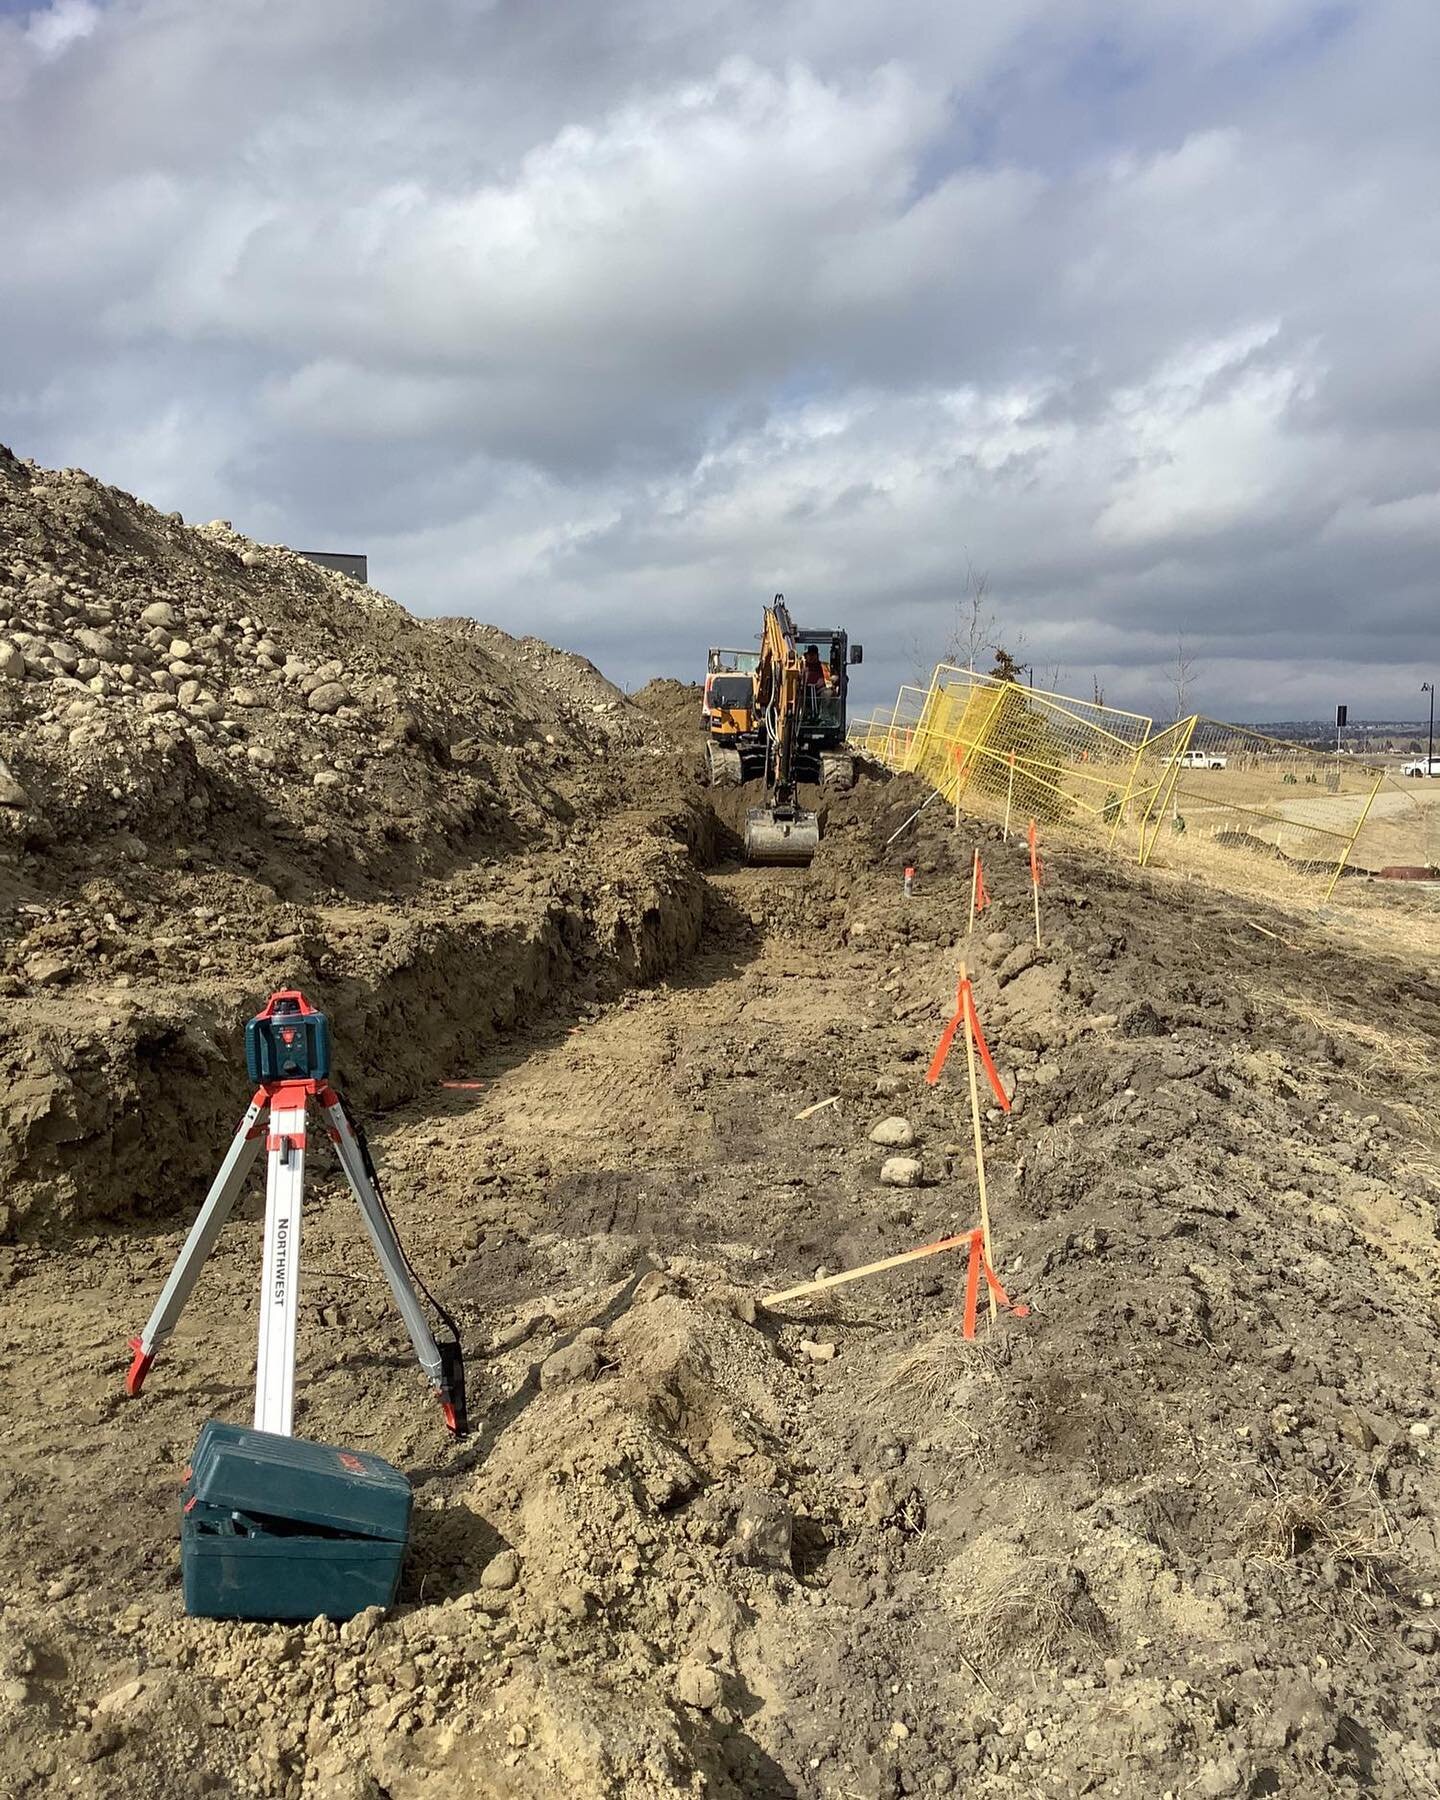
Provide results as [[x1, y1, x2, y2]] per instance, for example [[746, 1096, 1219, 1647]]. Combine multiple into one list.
[[1, 0, 1438, 719], [23, 0, 100, 60]]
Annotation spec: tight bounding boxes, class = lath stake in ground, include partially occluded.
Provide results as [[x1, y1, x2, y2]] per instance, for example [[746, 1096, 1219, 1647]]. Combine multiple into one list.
[[761, 1233, 974, 1308], [958, 959, 997, 1325], [1028, 819, 1042, 948]]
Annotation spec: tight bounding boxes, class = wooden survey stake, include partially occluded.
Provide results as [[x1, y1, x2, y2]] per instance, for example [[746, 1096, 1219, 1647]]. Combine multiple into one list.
[[958, 959, 996, 1323]]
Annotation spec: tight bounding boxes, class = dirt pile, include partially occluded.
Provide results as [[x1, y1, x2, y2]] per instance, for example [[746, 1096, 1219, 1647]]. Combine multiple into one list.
[[632, 678, 705, 745], [0, 450, 708, 1236], [0, 447, 667, 881]]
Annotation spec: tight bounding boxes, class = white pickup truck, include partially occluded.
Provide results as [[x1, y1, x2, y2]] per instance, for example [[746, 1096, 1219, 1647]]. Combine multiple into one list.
[[1179, 749, 1227, 770], [1401, 756, 1440, 777]]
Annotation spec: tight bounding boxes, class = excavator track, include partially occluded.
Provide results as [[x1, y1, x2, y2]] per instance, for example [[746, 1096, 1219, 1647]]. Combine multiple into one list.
[[819, 751, 854, 790], [706, 743, 744, 787]]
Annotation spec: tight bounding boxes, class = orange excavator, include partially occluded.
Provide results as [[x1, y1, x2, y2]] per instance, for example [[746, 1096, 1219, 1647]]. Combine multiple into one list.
[[707, 596, 862, 863]]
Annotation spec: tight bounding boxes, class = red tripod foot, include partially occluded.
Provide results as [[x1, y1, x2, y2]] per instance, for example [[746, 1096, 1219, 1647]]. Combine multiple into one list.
[[125, 1337, 156, 1397]]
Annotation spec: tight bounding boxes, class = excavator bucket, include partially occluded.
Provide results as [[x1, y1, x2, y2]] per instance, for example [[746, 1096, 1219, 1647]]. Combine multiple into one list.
[[744, 805, 820, 865]]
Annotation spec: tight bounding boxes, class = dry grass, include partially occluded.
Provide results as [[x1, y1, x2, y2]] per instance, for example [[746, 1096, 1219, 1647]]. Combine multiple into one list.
[[1241, 1469, 1392, 1564], [952, 1558, 1107, 1669], [1122, 826, 1440, 964], [869, 1331, 994, 1437], [1248, 985, 1434, 1086], [1397, 1145, 1440, 1197]]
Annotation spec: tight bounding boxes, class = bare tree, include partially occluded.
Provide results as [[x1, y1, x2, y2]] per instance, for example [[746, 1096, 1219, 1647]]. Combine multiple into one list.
[[1167, 633, 1198, 722], [944, 558, 996, 672], [1092, 673, 1106, 708], [905, 629, 935, 689]]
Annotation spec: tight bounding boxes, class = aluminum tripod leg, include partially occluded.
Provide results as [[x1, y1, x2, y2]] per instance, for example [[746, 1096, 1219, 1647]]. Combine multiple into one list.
[[126, 1095, 267, 1396], [253, 1083, 310, 1436], [319, 1092, 453, 1422]]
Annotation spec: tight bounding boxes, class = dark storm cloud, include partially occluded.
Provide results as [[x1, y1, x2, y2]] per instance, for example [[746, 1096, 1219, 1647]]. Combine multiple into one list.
[[2, 0, 1438, 721]]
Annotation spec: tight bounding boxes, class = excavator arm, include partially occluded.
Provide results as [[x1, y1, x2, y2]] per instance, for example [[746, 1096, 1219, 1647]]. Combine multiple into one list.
[[757, 601, 802, 800]]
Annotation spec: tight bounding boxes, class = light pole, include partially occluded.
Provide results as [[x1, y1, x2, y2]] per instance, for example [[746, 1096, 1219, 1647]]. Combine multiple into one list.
[[1424, 681, 1434, 773]]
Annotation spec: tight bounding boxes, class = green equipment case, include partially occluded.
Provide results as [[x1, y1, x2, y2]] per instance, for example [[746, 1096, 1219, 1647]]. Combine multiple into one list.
[[181, 1420, 412, 1621]]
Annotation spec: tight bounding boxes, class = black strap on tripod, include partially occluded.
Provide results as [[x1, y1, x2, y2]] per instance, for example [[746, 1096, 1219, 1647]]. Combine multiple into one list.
[[339, 1096, 469, 1437]]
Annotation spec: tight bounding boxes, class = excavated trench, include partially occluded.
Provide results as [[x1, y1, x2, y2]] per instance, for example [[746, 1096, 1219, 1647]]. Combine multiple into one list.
[[0, 787, 831, 1240]]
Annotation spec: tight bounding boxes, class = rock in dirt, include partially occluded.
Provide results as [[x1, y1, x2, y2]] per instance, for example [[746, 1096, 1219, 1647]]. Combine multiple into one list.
[[633, 1268, 677, 1304], [1194, 1755, 1246, 1797], [481, 1550, 520, 1592], [307, 680, 352, 715], [540, 1340, 600, 1389], [675, 1662, 723, 1709], [24, 954, 71, 987], [96, 1676, 148, 1715], [869, 1115, 916, 1147], [879, 1155, 923, 1188], [997, 942, 1041, 986], [799, 1339, 837, 1363], [0, 757, 27, 807], [731, 1488, 793, 1569]]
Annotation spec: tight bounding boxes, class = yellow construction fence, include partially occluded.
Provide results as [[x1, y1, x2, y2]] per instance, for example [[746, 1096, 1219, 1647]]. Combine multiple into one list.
[[854, 668, 1437, 905]]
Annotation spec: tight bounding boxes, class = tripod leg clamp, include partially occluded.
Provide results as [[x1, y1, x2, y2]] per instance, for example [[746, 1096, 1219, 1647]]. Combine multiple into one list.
[[126, 1337, 156, 1397], [439, 1339, 468, 1437]]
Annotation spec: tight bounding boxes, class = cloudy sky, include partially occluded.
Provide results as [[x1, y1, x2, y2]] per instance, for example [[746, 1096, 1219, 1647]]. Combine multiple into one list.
[[2, 0, 1437, 722]]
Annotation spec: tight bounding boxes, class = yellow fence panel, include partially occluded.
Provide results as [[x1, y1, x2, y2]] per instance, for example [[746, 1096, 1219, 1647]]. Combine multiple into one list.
[[854, 673, 1437, 911]]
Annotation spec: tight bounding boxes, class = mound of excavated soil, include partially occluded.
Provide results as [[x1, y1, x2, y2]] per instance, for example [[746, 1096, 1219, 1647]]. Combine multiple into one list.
[[0, 447, 664, 883], [632, 677, 706, 745], [0, 450, 705, 1235]]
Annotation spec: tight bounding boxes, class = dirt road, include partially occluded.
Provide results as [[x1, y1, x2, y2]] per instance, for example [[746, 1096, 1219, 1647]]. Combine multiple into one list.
[[4, 785, 1439, 1799]]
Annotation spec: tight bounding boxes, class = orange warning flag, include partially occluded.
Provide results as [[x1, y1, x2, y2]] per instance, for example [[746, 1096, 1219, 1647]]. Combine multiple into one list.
[[961, 1229, 1030, 1339], [924, 997, 963, 1086], [972, 853, 990, 915], [1027, 818, 1042, 886], [925, 978, 1011, 1111]]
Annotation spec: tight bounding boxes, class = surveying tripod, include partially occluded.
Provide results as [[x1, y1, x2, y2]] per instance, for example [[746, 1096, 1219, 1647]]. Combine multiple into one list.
[[125, 991, 467, 1438]]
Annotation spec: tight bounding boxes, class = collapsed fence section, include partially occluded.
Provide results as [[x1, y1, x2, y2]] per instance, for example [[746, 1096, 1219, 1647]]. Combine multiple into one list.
[[857, 668, 1435, 906], [1134, 719, 1389, 900]]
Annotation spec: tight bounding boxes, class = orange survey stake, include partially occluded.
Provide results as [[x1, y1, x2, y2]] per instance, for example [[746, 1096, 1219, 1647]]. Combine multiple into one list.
[[961, 1229, 1030, 1340], [926, 977, 1010, 1110]]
